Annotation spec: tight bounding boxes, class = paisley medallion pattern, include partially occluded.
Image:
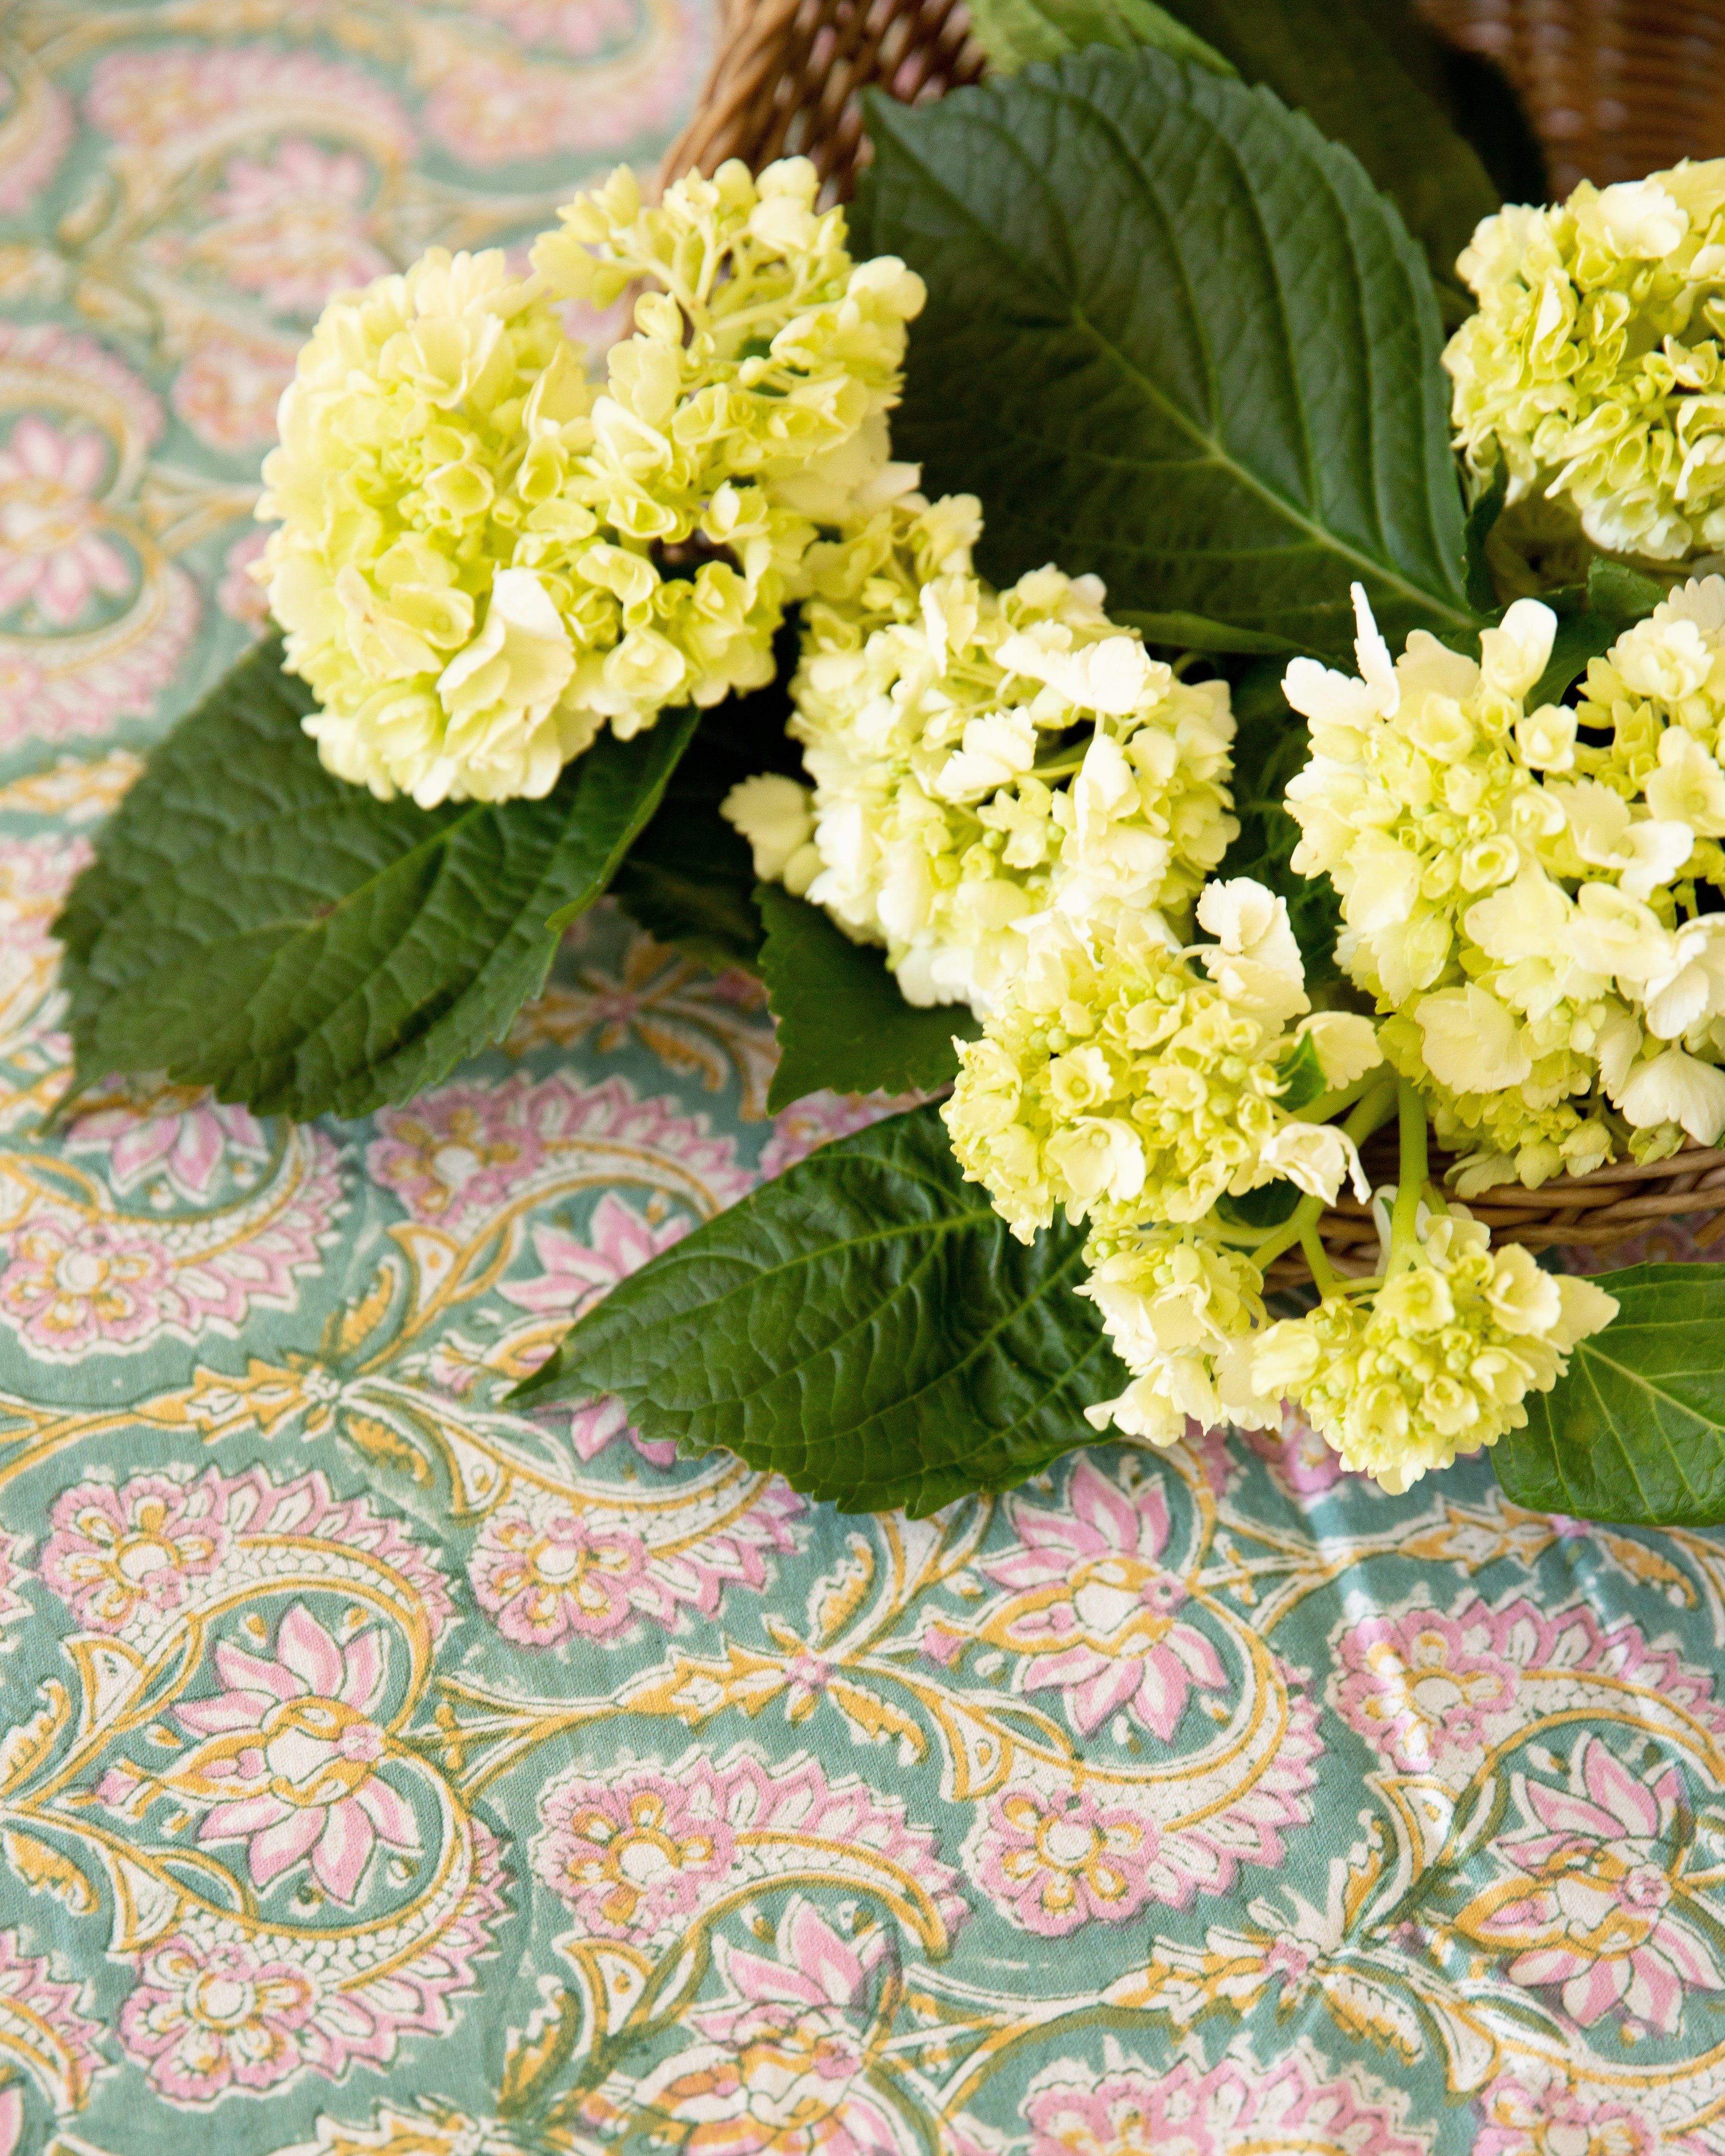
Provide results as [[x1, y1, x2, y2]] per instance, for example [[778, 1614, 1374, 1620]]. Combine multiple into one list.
[[7, 4, 1725, 2153]]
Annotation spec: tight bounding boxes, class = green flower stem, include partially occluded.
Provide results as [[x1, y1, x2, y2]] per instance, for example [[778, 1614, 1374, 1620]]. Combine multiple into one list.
[[1387, 1080, 1430, 1275], [1299, 1071, 1381, 1126], [1244, 1076, 1397, 1277], [1299, 1224, 1344, 1297]]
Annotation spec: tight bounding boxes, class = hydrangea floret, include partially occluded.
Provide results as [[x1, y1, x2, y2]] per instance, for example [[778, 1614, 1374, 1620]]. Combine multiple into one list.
[[1445, 160, 1725, 560], [724, 506, 1238, 1012], [260, 158, 925, 806], [1283, 580, 1725, 1194]]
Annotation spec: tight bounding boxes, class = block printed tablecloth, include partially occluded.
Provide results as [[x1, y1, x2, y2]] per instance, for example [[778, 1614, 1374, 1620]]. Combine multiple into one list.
[[6, 6, 1725, 2151]]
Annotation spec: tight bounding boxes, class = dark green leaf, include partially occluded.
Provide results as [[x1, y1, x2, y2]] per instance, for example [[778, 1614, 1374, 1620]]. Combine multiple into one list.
[[1275, 1031, 1328, 1113], [1215, 663, 1343, 985], [859, 49, 1478, 659], [758, 883, 979, 1113], [1116, 611, 1297, 656], [55, 639, 695, 1120], [1464, 466, 1508, 616], [1588, 557, 1666, 623], [511, 1102, 1125, 1515], [610, 652, 804, 974], [1493, 1265, 1725, 1526], [1214, 1178, 1302, 1231], [1157, 0, 1500, 320], [966, 0, 1230, 75]]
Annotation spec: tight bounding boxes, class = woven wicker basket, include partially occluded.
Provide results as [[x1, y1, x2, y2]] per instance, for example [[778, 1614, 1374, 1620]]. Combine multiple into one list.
[[665, 0, 1725, 1272]]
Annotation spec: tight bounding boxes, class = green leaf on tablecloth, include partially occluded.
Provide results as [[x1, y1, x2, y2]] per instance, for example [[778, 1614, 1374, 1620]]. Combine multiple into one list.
[[54, 638, 696, 1121], [758, 884, 980, 1113], [1492, 1265, 1725, 1526], [966, 0, 1230, 78], [858, 47, 1479, 662], [1154, 0, 1499, 322], [1463, 466, 1508, 615], [610, 638, 806, 976], [511, 1101, 1123, 1515]]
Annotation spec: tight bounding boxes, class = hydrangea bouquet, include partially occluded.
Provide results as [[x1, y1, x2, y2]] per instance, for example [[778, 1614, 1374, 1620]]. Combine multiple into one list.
[[53, 0, 1725, 1522]]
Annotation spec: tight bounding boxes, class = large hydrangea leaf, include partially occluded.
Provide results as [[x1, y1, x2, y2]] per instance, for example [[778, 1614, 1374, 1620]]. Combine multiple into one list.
[[512, 1102, 1124, 1515], [859, 46, 1477, 658], [1493, 1265, 1725, 1527], [54, 640, 695, 1121]]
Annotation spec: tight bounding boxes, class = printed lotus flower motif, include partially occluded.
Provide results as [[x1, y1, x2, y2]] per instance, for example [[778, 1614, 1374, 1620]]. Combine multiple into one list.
[[971, 1784, 1158, 1936], [575, 1898, 915, 2155], [118, 1931, 316, 2102], [216, 527, 269, 628], [196, 139, 390, 314], [41, 1468, 230, 1632], [977, 1458, 1225, 1740], [1245, 1404, 1357, 1500], [0, 415, 130, 629], [501, 1190, 689, 1324], [1456, 1736, 1724, 2034], [166, 1603, 417, 1905], [468, 1479, 800, 1646], [65, 1088, 269, 1203], [171, 329, 296, 454], [369, 1082, 543, 1226], [1021, 2039, 1426, 2156], [1476, 2061, 1705, 2156]]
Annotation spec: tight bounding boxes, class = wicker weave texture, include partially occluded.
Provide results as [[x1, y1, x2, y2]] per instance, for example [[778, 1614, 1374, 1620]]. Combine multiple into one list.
[[666, 0, 1725, 198]]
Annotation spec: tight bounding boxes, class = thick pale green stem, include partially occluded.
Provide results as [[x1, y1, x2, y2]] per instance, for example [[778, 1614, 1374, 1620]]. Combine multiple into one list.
[[1247, 1075, 1398, 1277], [1386, 1081, 1430, 1275]]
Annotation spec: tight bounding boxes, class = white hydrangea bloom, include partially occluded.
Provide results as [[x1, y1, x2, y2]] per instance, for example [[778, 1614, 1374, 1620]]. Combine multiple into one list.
[[1445, 158, 1725, 560], [1282, 579, 1725, 1186], [730, 505, 1238, 1014]]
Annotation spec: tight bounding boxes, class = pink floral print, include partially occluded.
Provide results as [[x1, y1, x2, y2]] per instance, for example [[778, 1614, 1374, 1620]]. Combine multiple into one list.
[[977, 1458, 1226, 1740], [533, 1748, 965, 1955], [756, 1088, 922, 1181], [85, 47, 414, 160], [500, 1190, 689, 1322], [468, 1477, 801, 1645], [166, 1603, 416, 1905], [971, 1784, 1160, 1936], [119, 1932, 317, 2103], [0, 1129, 342, 1361], [171, 329, 296, 454], [0, 416, 130, 628], [1476, 2062, 1705, 2156], [0, 1931, 106, 2113], [1459, 1736, 1725, 2034], [196, 139, 390, 314], [0, 69, 71, 212], [1333, 1592, 1725, 1785], [41, 1468, 231, 1632], [1021, 2041, 1426, 2156], [574, 1898, 915, 2155], [215, 527, 269, 627], [370, 1072, 748, 1239], [65, 1089, 270, 1203]]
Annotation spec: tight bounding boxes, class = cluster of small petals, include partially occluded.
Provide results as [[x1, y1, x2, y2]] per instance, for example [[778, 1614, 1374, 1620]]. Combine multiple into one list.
[[261, 158, 925, 806], [1078, 1221, 1281, 1446], [942, 882, 1378, 1244], [1285, 581, 1725, 1189], [1253, 1213, 1618, 1490], [727, 512, 1238, 1013], [1446, 162, 1725, 561]]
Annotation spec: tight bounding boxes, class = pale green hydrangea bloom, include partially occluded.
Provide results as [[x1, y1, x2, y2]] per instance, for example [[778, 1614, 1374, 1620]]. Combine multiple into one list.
[[1076, 1222, 1281, 1448], [725, 504, 1238, 1013], [1252, 1213, 1618, 1492], [1284, 583, 1725, 1191], [941, 880, 1380, 1243], [1446, 162, 1725, 561], [261, 159, 925, 806]]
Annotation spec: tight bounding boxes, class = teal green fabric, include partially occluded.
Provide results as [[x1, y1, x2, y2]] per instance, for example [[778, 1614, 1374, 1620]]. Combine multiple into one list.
[[5, 9, 1725, 2152]]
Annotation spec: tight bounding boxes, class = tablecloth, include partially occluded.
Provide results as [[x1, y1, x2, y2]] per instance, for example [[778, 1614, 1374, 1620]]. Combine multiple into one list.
[[4, 7, 1725, 2152]]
